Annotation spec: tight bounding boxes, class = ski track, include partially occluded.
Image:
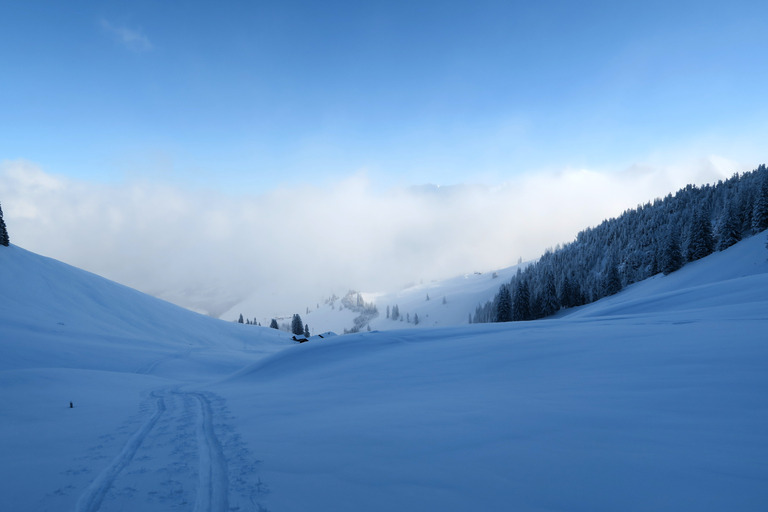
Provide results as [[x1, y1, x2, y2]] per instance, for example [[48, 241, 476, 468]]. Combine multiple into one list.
[[74, 391, 167, 512], [188, 392, 230, 512], [73, 389, 232, 512]]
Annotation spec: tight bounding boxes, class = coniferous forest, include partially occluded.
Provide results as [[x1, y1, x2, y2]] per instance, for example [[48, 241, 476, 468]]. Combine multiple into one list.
[[473, 164, 768, 323]]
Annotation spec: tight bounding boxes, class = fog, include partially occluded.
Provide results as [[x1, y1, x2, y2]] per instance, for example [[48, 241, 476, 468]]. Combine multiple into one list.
[[0, 157, 744, 317]]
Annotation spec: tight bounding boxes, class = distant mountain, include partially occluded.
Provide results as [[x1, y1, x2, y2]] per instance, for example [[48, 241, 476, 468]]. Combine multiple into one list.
[[223, 263, 529, 335]]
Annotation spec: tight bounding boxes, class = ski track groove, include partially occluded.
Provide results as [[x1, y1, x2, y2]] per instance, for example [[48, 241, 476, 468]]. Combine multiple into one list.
[[74, 392, 166, 512], [188, 392, 230, 512]]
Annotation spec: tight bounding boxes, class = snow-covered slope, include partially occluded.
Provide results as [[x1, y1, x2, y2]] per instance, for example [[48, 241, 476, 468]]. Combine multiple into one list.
[[0, 245, 289, 512], [0, 244, 289, 374], [225, 263, 525, 334], [1, 235, 767, 511], [562, 232, 768, 320]]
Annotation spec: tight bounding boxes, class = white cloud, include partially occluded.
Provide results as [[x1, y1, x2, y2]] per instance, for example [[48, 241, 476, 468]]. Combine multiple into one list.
[[0, 157, 752, 317], [100, 19, 152, 52]]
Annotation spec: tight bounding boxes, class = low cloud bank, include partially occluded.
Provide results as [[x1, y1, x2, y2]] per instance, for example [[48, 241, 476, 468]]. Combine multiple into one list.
[[0, 157, 744, 316]]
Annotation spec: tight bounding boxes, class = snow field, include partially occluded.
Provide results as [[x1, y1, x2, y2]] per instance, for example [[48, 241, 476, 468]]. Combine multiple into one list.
[[1, 233, 767, 511], [217, 312, 768, 511]]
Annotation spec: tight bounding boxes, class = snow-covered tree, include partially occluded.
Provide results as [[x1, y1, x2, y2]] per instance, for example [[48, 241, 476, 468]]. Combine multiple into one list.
[[291, 314, 304, 335], [495, 285, 512, 322], [540, 272, 559, 316], [752, 170, 768, 232], [304, 324, 310, 337], [716, 202, 741, 250], [603, 262, 622, 296], [0, 202, 8, 247], [512, 280, 530, 321], [662, 228, 684, 275], [269, 318, 279, 329], [474, 164, 767, 323], [686, 210, 715, 262]]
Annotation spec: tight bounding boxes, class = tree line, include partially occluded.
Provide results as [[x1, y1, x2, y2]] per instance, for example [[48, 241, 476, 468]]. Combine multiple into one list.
[[473, 164, 768, 323]]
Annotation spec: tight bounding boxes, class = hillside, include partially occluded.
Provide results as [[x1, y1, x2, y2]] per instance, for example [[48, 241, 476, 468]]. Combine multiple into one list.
[[224, 263, 526, 334], [1, 236, 767, 511]]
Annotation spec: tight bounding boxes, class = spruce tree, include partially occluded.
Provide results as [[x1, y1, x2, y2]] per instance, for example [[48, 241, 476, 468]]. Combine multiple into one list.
[[663, 228, 684, 275], [604, 262, 622, 296], [559, 275, 574, 309], [495, 285, 512, 322], [0, 202, 9, 247], [716, 203, 741, 250], [752, 175, 768, 232], [269, 318, 279, 329], [540, 272, 559, 316], [304, 324, 310, 337], [291, 314, 304, 335], [512, 280, 530, 321], [686, 211, 715, 261]]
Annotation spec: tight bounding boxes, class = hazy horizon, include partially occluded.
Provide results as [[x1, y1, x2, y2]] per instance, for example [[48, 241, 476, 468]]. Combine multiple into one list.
[[2, 1, 767, 315], [0, 156, 754, 316]]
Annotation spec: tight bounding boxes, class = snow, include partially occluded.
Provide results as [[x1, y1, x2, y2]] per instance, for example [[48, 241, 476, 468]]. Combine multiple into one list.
[[1, 235, 767, 511], [226, 263, 526, 334]]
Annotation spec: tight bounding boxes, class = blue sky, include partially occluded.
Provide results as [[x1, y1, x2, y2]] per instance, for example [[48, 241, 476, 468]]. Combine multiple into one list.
[[4, 0, 767, 191], [2, 1, 768, 314]]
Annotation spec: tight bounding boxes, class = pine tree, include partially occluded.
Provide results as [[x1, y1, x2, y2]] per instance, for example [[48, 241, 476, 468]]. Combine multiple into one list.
[[413, 313, 419, 325], [752, 175, 768, 232], [0, 202, 8, 247], [662, 228, 684, 275], [304, 324, 310, 337], [540, 272, 559, 316], [291, 314, 304, 335], [495, 285, 512, 322], [604, 262, 622, 296], [238, 314, 244, 324], [716, 202, 741, 250], [269, 318, 279, 329], [559, 275, 573, 309], [512, 280, 530, 321], [686, 210, 715, 262]]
